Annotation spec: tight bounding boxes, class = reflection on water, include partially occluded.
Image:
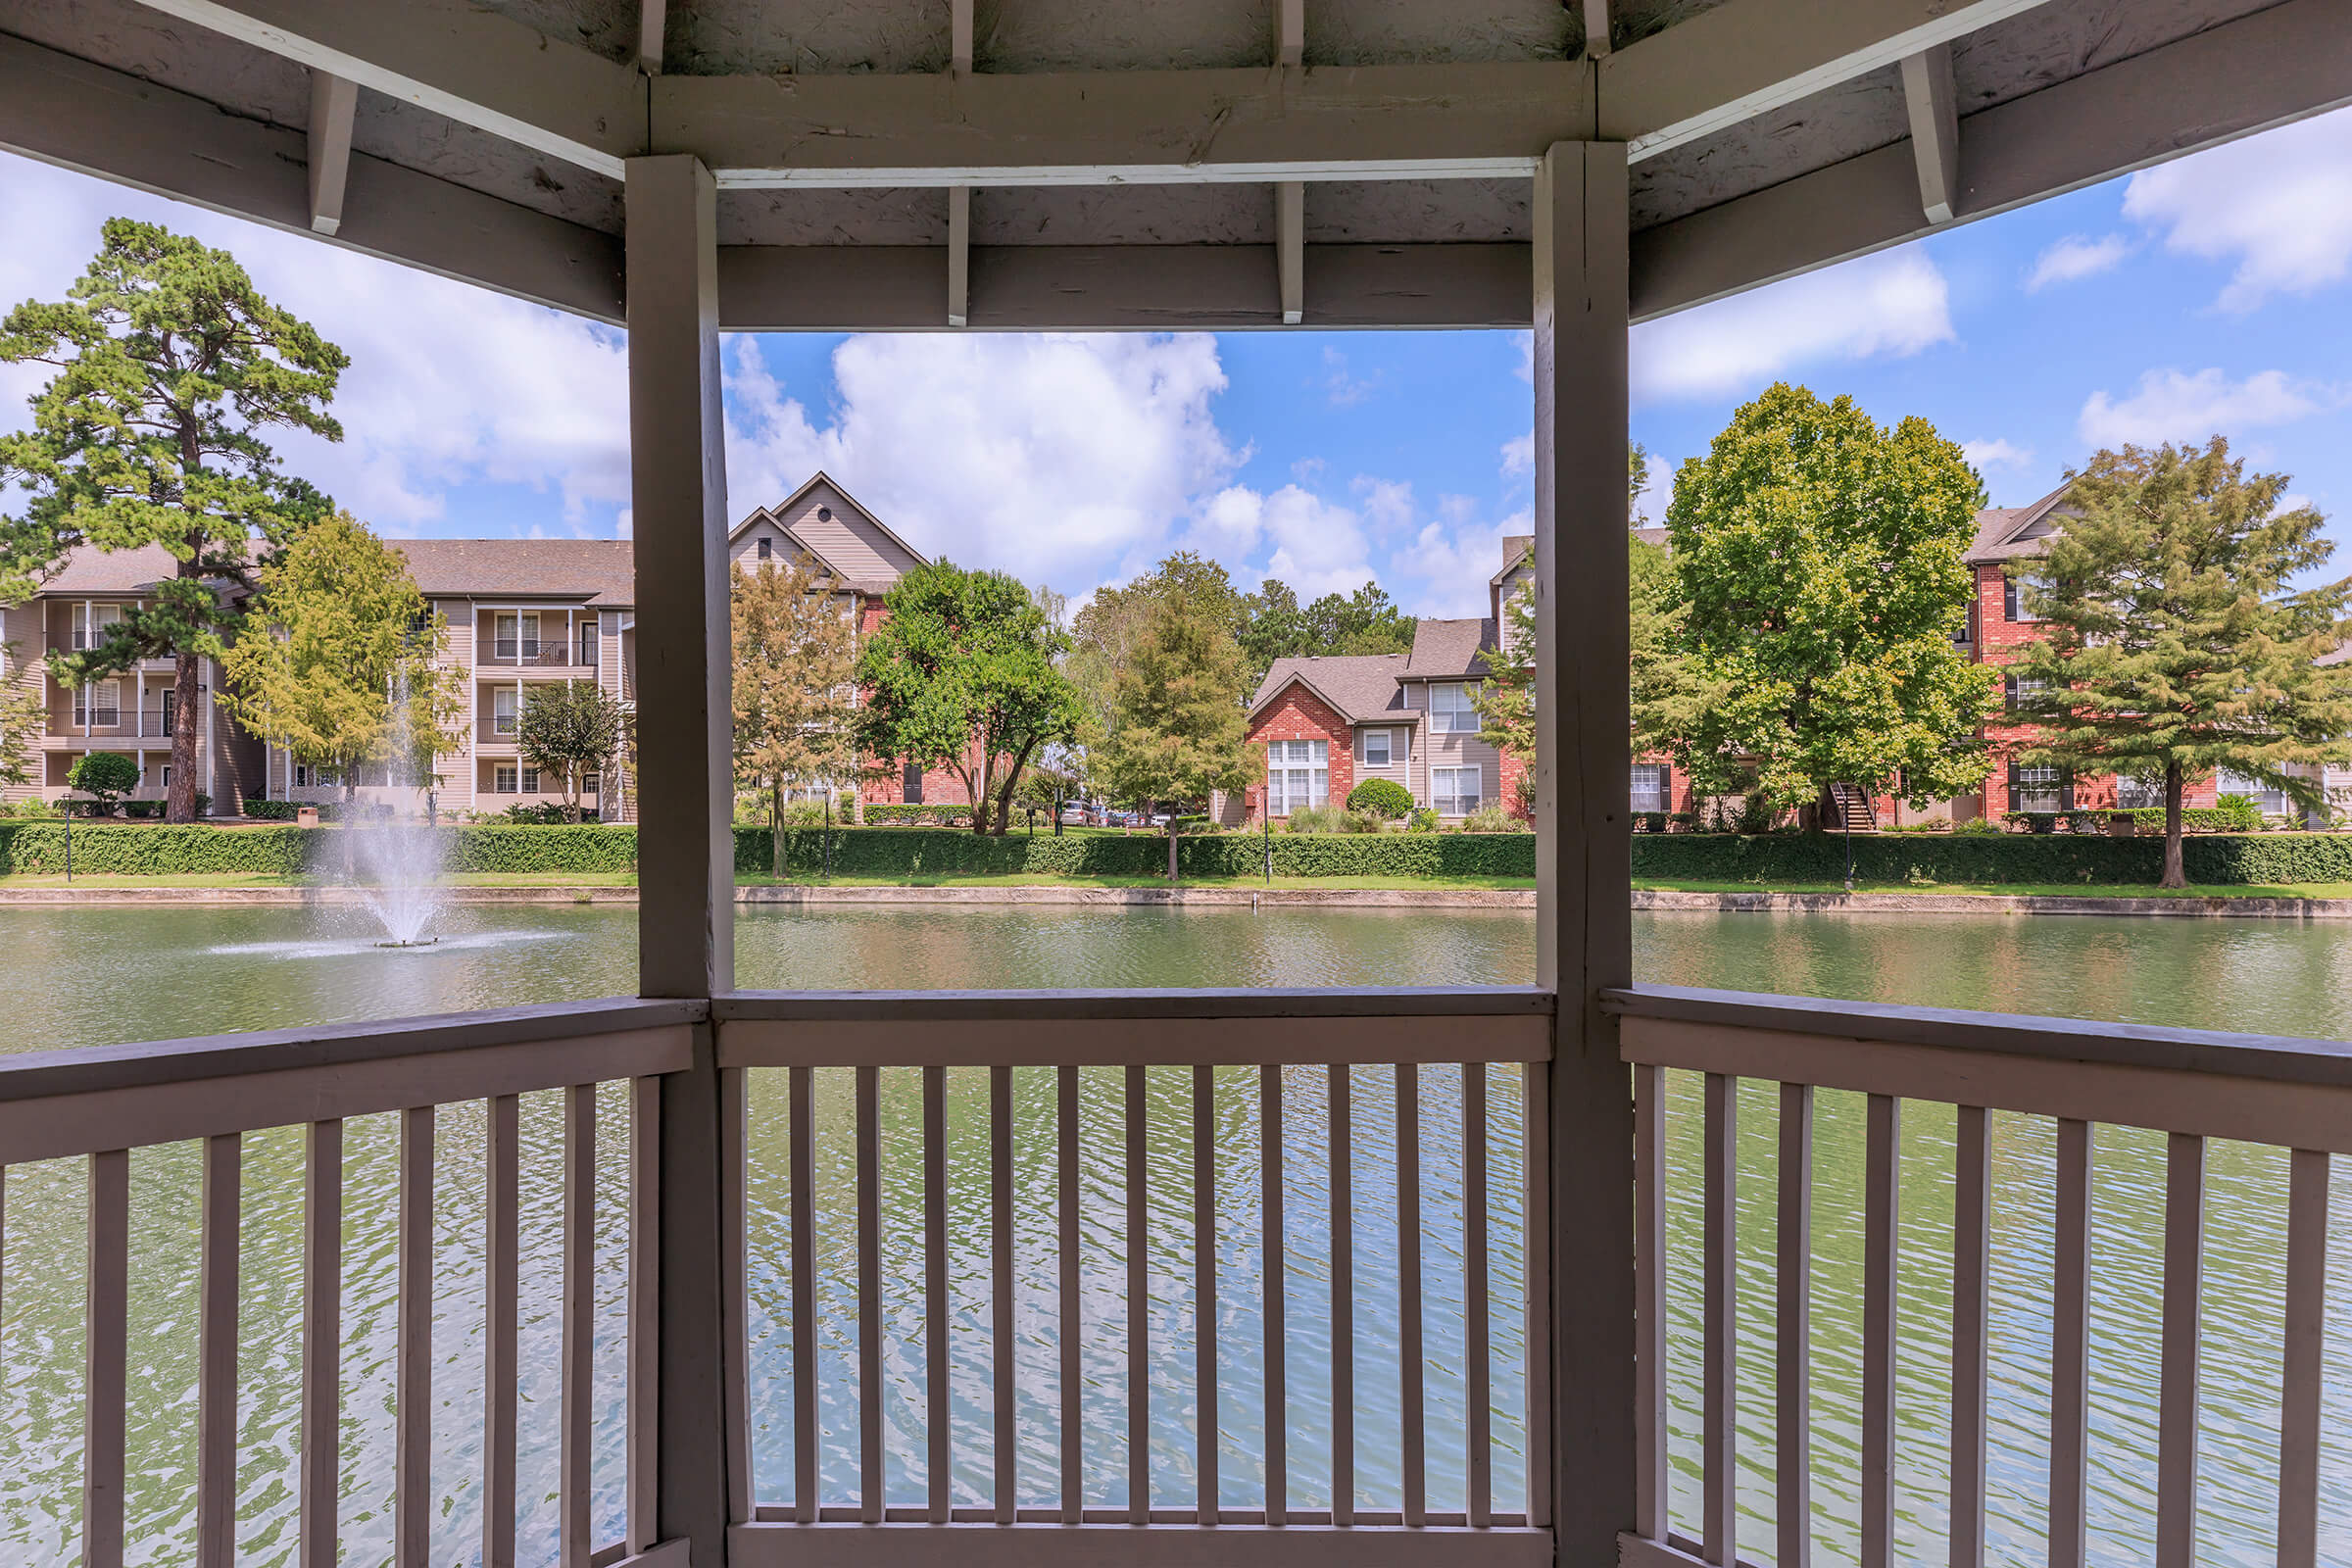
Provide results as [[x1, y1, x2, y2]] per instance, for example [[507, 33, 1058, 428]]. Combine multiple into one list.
[[0, 904, 2347, 1565]]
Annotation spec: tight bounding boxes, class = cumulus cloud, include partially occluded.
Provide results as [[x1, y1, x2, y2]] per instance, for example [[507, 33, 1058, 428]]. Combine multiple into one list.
[[1499, 432, 1535, 475], [2123, 106, 2352, 314], [0, 151, 631, 536], [1630, 249, 1955, 403], [1962, 438, 2034, 471], [1191, 484, 1373, 600], [2077, 368, 2341, 448], [1631, 452, 1674, 527], [2025, 234, 2132, 292], [1321, 347, 1380, 408]]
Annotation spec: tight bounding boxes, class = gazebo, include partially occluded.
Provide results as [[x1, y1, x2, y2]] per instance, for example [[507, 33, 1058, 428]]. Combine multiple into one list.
[[2, 4, 2347, 1568]]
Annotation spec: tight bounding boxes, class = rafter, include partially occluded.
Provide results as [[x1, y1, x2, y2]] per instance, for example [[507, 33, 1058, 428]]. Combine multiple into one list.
[[947, 187, 970, 327], [1277, 182, 1304, 325], [639, 0, 666, 74], [306, 71, 358, 235], [1900, 44, 1959, 224]]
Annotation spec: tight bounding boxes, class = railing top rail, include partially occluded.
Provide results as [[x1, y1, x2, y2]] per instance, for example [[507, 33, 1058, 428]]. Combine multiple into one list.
[[1603, 983, 2352, 1092], [716, 985, 1555, 1022]]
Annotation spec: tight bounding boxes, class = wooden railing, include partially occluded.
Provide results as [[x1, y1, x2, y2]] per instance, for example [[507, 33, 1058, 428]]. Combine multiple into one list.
[[1604, 985, 2348, 1568]]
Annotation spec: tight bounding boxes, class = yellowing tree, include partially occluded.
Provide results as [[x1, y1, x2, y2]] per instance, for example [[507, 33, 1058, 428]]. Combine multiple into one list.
[[733, 554, 858, 874]]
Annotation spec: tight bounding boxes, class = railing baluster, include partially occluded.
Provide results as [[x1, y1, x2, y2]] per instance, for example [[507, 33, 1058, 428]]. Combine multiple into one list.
[[486, 1096, 519, 1568], [1196, 1063, 1219, 1526], [2048, 1117, 2090, 1568], [1701, 1072, 1737, 1567], [398, 1105, 435, 1568], [1462, 1062, 1490, 1530], [720, 1067, 751, 1527], [994, 1063, 1017, 1523], [790, 1064, 816, 1523], [2279, 1148, 2329, 1568], [1861, 1094, 1900, 1568], [1262, 1063, 1288, 1528], [562, 1086, 595, 1568], [82, 1148, 128, 1568], [857, 1063, 882, 1523], [1330, 1062, 1354, 1527], [925, 1065, 950, 1524], [628, 1077, 661, 1556], [302, 1118, 343, 1568], [197, 1133, 242, 1568], [1632, 1061, 1664, 1542], [1522, 1056, 1551, 1531], [1059, 1064, 1083, 1524], [1127, 1063, 1150, 1524], [2156, 1132, 2203, 1568], [1776, 1083, 1812, 1568], [1950, 1104, 1990, 1568], [1397, 1061, 1425, 1528]]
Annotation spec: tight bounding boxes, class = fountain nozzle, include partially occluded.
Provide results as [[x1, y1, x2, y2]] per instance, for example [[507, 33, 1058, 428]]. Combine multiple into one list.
[[373, 936, 441, 949]]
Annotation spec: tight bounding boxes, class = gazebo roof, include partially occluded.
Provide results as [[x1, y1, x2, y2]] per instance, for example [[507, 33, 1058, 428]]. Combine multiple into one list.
[[0, 0, 2341, 330]]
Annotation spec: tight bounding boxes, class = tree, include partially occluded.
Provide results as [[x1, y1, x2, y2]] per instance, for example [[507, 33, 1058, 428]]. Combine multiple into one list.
[[1237, 577, 1415, 686], [857, 563, 1081, 834], [2008, 438, 2352, 887], [0, 219, 346, 822], [1664, 383, 1998, 815], [1102, 576, 1261, 877], [516, 679, 627, 823], [733, 553, 858, 875], [0, 644, 42, 793], [66, 750, 139, 815], [220, 512, 463, 804]]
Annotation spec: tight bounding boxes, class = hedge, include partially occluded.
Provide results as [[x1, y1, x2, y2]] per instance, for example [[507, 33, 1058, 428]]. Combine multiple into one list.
[[1630, 832, 2352, 886], [0, 822, 635, 877]]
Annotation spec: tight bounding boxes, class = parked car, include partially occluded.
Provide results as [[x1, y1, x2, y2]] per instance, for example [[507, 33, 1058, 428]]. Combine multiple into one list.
[[1059, 806, 1088, 825]]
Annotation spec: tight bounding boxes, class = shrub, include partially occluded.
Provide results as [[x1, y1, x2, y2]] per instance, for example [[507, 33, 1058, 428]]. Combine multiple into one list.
[[1460, 803, 1531, 834], [7, 797, 60, 818], [1406, 808, 1441, 834], [1630, 830, 2352, 886], [242, 798, 345, 821], [1284, 804, 1348, 834], [1953, 816, 2001, 836], [859, 803, 981, 826], [2116, 802, 2263, 833], [66, 753, 141, 813], [1347, 778, 1415, 820], [1632, 812, 1670, 833]]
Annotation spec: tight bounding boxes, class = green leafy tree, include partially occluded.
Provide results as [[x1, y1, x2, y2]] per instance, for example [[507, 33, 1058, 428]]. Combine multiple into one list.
[[1237, 578, 1416, 687], [0, 219, 346, 822], [1665, 383, 1997, 815], [221, 512, 463, 804], [1102, 578, 1261, 877], [516, 679, 627, 823], [66, 750, 139, 815], [857, 563, 1081, 834], [733, 553, 859, 874], [2009, 438, 2352, 886]]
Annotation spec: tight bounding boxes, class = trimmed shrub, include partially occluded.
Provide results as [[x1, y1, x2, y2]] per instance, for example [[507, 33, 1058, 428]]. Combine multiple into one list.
[[1460, 804, 1531, 834], [1347, 778, 1414, 820], [1284, 805, 1349, 834], [1631, 831, 2352, 887], [242, 798, 344, 821], [2121, 801, 2263, 833], [859, 803, 981, 826], [741, 825, 1538, 880]]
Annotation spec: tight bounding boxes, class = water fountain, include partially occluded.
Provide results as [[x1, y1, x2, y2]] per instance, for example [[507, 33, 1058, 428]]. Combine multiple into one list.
[[346, 669, 449, 947]]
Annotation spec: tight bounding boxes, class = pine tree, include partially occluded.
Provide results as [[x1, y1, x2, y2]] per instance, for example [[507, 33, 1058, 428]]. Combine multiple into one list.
[[2009, 438, 2352, 887], [732, 553, 859, 874], [1102, 579, 1260, 878], [0, 219, 345, 821]]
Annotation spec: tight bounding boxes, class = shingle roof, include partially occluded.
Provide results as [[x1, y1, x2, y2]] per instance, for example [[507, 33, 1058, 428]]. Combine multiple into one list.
[[1400, 616, 1496, 681], [37, 543, 195, 595], [1965, 483, 2075, 565], [392, 538, 636, 605], [1248, 654, 1412, 725]]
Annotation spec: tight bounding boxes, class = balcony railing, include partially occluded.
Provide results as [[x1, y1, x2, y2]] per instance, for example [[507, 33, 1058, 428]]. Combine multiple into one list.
[[490, 638, 580, 666]]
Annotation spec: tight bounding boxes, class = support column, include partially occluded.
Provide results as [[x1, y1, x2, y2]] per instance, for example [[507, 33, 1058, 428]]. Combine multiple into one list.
[[1530, 139, 1635, 1563], [625, 152, 735, 1567]]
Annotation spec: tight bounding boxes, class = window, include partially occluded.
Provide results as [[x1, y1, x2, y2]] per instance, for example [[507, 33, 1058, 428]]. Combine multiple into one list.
[[578, 621, 600, 667], [2217, 768, 2289, 815], [494, 612, 540, 660], [160, 764, 171, 790], [1362, 728, 1393, 767], [2004, 576, 2037, 623], [1265, 738, 1328, 815], [1430, 683, 1478, 734], [581, 770, 600, 797], [494, 763, 517, 794], [2011, 763, 2064, 813], [903, 760, 924, 804], [521, 766, 541, 793], [493, 687, 519, 736], [1631, 763, 1672, 813], [757, 536, 772, 559], [71, 603, 122, 651], [2115, 775, 2161, 809], [294, 763, 310, 788], [2004, 673, 2046, 706], [1433, 764, 1482, 816], [74, 680, 121, 727]]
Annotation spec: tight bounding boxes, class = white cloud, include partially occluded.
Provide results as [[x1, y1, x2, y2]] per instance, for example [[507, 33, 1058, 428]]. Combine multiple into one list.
[[1321, 346, 1380, 408], [2077, 368, 2340, 448], [1192, 484, 1373, 601], [2025, 234, 2132, 292], [1499, 432, 1535, 475], [0, 151, 631, 537], [1630, 249, 1955, 403], [1962, 438, 2034, 471], [2123, 107, 2352, 314], [1631, 452, 1674, 527]]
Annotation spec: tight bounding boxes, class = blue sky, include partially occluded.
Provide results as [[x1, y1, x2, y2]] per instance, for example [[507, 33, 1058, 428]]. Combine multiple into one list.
[[4, 104, 2351, 619]]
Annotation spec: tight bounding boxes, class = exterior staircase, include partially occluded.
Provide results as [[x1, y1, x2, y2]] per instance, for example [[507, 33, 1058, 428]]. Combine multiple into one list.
[[1827, 782, 1877, 833]]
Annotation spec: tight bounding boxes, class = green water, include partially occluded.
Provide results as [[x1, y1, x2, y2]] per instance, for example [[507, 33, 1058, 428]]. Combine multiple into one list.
[[0, 904, 2345, 1564]]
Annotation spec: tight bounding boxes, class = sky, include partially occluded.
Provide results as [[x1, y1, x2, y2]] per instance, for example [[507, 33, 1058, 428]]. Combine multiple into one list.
[[4, 104, 2351, 620]]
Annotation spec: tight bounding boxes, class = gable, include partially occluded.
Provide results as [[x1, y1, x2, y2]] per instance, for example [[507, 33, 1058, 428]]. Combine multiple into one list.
[[778, 476, 926, 587]]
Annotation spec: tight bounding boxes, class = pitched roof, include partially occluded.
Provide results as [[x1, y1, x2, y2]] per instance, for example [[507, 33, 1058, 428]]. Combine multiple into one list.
[[1248, 654, 1412, 725], [1965, 482, 2076, 565], [1492, 535, 1533, 586], [1399, 616, 1496, 681], [393, 539, 637, 605], [37, 543, 197, 595], [727, 470, 927, 593]]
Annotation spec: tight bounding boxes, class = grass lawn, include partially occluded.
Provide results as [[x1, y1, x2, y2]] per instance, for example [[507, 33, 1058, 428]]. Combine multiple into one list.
[[1635, 877, 2352, 900]]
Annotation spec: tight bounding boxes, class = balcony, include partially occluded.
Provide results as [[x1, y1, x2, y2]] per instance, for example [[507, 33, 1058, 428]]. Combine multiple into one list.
[[488, 639, 586, 668]]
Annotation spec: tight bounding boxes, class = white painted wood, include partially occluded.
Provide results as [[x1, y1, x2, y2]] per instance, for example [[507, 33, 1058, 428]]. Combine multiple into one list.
[[790, 1064, 817, 1522], [486, 1094, 520, 1568], [628, 1077, 662, 1555], [1700, 1073, 1736, 1566], [196, 1132, 241, 1568], [398, 1105, 435, 1568], [307, 71, 359, 235], [302, 1119, 343, 1568], [1276, 182, 1304, 325], [2047, 1118, 2089, 1568], [728, 1520, 1552, 1567], [1461, 1062, 1490, 1529], [951, 0, 973, 74], [1531, 138, 1635, 1563], [947, 186, 970, 328], [83, 1149, 128, 1568], [563, 1085, 596, 1568], [2155, 1133, 2203, 1568], [2279, 1149, 2328, 1568], [1631, 1062, 1665, 1542], [627, 154, 734, 1000], [1329, 1062, 1354, 1525], [1396, 1061, 1424, 1526], [1616, 1016, 2352, 1156], [638, 0, 665, 74], [1899, 45, 1960, 223], [1949, 1104, 1989, 1568], [1277, 0, 1303, 68], [1194, 1064, 1219, 1524], [1860, 1096, 1899, 1568], [1261, 1062, 1288, 1525], [1521, 1054, 1550, 1530], [719, 1067, 752, 1525], [1058, 1065, 1084, 1522], [925, 1065, 951, 1522], [857, 1064, 883, 1523], [1582, 0, 1611, 58], [1775, 1083, 1811, 1568], [994, 1063, 1017, 1522], [1126, 1065, 1151, 1524]]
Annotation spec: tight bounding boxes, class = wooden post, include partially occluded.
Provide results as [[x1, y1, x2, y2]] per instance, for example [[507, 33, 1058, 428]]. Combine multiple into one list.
[[1530, 138, 1635, 1563], [626, 151, 735, 1565]]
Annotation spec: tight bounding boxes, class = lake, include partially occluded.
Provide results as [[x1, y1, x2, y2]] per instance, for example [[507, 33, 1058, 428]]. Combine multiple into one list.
[[0, 903, 2344, 1565]]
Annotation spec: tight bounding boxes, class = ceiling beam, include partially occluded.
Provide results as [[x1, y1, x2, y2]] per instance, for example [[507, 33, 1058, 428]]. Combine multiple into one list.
[[1582, 1, 1610, 59], [946, 187, 970, 327], [1899, 44, 1958, 224], [1601, 0, 2051, 161], [306, 71, 358, 236], [1629, 0, 2352, 319], [1277, 182, 1304, 325], [639, 0, 665, 74], [0, 31, 623, 321], [951, 0, 973, 75], [1278, 0, 1304, 69], [127, 0, 643, 177]]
